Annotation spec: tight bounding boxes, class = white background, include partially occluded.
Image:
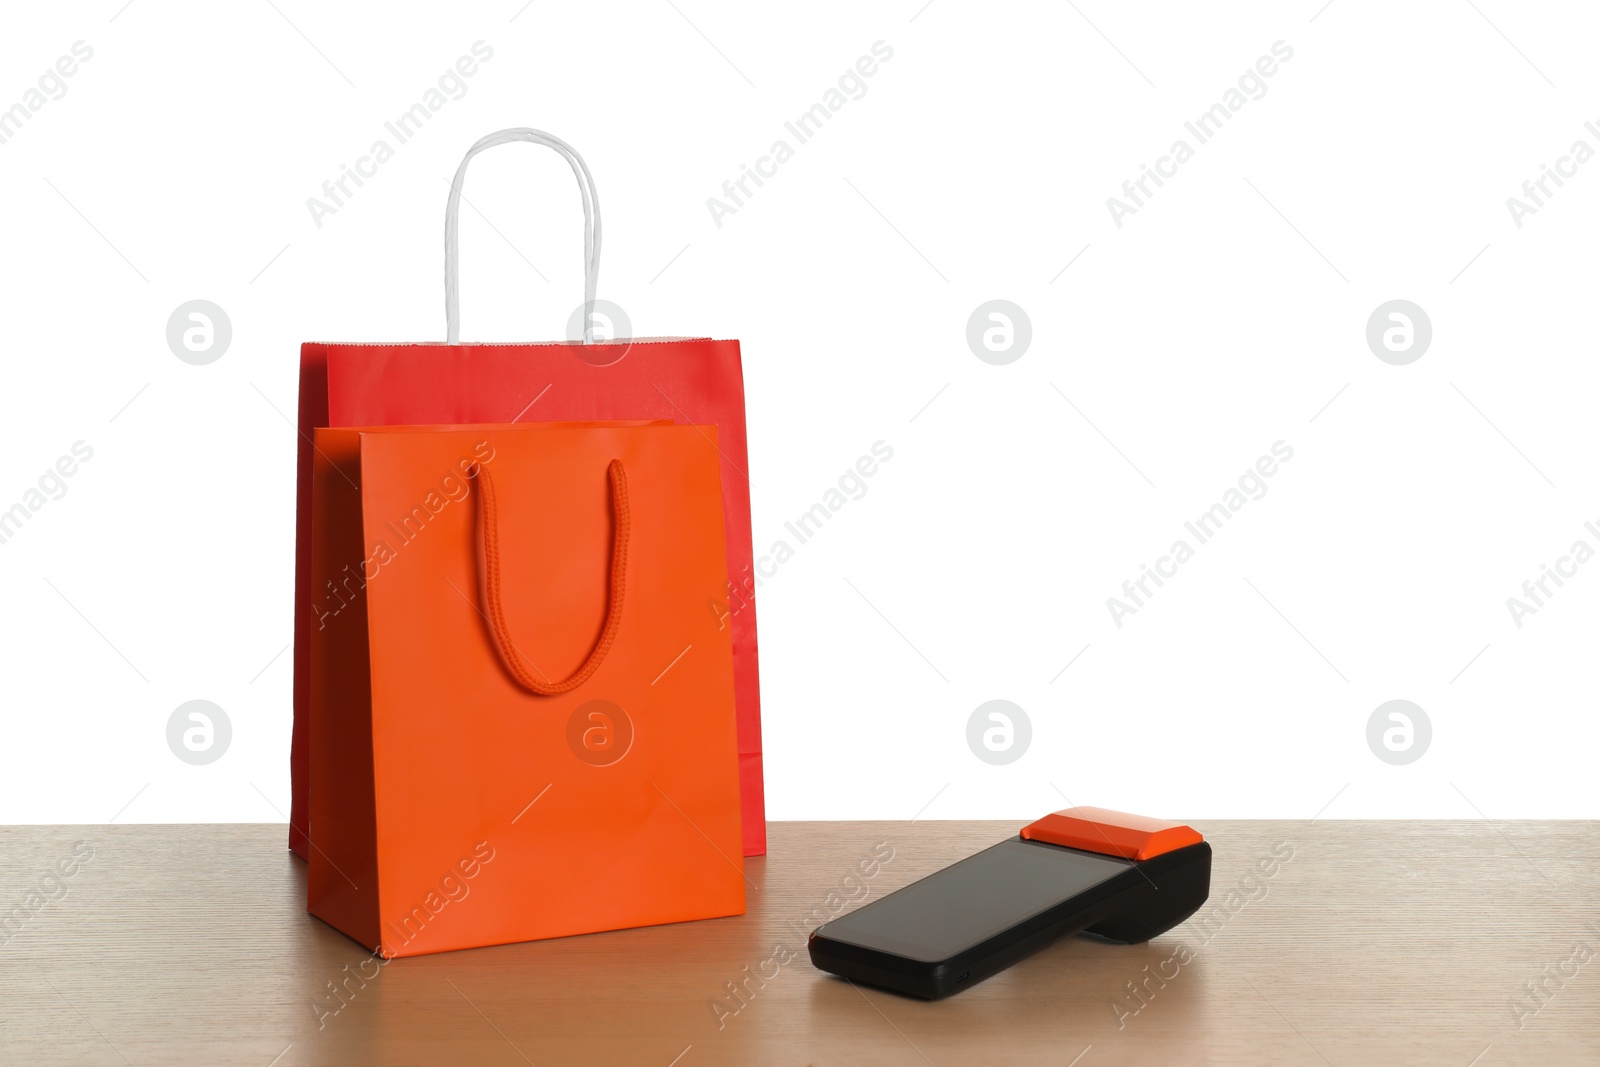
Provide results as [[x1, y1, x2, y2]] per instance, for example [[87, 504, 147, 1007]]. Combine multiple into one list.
[[1, 1, 1595, 826]]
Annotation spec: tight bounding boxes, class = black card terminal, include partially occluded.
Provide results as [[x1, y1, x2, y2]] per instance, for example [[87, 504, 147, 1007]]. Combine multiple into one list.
[[807, 807, 1212, 999]]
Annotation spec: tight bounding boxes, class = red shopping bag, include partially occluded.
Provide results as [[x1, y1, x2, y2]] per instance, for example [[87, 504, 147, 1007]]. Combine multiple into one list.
[[290, 129, 765, 859]]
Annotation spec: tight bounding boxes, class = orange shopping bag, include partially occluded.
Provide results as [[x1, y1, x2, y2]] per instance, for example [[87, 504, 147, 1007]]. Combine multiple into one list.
[[305, 420, 744, 956]]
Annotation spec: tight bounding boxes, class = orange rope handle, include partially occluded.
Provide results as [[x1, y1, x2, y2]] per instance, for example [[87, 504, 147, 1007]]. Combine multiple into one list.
[[469, 459, 628, 695]]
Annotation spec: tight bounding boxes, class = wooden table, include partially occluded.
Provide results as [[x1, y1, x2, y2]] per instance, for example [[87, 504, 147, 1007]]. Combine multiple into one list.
[[1, 821, 1596, 1065]]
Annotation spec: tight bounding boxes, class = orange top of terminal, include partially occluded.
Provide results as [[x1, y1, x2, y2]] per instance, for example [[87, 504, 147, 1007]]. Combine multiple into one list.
[[1020, 806, 1203, 861]]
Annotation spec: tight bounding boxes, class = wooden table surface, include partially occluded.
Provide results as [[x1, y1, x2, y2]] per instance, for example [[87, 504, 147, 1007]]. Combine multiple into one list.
[[1, 820, 1596, 1066]]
